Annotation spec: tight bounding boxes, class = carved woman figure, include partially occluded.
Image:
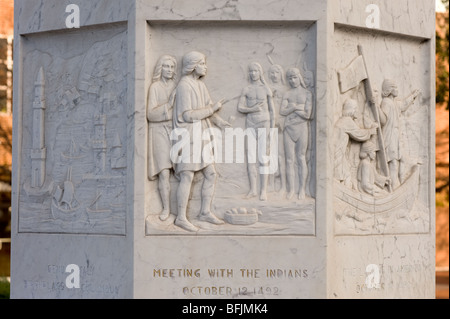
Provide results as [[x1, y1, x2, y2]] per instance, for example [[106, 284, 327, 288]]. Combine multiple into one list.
[[302, 63, 315, 197], [334, 98, 378, 189], [238, 62, 275, 201], [147, 55, 177, 221], [172, 51, 229, 232], [267, 64, 287, 194], [280, 68, 313, 200], [378, 79, 421, 189]]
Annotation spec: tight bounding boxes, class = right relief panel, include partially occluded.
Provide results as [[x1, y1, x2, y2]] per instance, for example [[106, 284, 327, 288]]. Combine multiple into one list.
[[332, 26, 431, 236]]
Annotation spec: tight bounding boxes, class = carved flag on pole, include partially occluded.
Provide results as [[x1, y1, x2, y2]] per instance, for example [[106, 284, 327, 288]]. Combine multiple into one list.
[[338, 55, 368, 93]]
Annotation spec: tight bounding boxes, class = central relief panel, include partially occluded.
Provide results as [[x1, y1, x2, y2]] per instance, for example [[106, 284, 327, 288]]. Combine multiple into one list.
[[145, 21, 317, 235]]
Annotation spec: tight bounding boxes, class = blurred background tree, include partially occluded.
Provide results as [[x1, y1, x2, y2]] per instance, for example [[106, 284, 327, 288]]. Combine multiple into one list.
[[436, 0, 449, 110], [435, 0, 449, 277]]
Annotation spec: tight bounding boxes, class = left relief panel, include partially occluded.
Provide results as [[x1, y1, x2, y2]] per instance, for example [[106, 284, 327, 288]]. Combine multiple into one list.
[[18, 24, 128, 235]]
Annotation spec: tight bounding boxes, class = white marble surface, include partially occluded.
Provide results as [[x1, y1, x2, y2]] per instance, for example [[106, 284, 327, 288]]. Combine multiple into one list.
[[11, 0, 435, 299], [333, 0, 435, 38], [328, 0, 436, 298]]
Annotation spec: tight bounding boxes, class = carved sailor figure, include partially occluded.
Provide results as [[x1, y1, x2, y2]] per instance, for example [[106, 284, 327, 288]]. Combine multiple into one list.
[[147, 55, 177, 221], [357, 141, 391, 196], [378, 79, 421, 189], [334, 98, 378, 188], [172, 51, 229, 232]]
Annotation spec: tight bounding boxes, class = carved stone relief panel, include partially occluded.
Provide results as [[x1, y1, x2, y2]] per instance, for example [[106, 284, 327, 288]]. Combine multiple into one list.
[[18, 24, 128, 235], [332, 26, 431, 235], [144, 22, 317, 235]]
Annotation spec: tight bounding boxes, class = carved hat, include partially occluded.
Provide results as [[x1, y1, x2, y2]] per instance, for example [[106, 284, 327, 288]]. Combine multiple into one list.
[[360, 141, 377, 156], [382, 79, 397, 97], [342, 98, 357, 116], [182, 51, 206, 76]]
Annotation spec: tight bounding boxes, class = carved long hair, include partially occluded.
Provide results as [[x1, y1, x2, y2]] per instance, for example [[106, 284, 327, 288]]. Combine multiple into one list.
[[248, 62, 272, 96], [268, 64, 286, 86], [302, 70, 314, 88], [181, 51, 206, 77], [152, 55, 177, 83], [285, 67, 307, 89]]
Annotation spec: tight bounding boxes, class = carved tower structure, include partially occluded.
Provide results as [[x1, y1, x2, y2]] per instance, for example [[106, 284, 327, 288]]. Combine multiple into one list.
[[92, 114, 107, 173], [30, 67, 46, 188]]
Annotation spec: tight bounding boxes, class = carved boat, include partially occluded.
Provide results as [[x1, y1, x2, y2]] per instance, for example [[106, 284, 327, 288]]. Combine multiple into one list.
[[334, 165, 420, 214], [87, 191, 112, 214], [61, 139, 87, 160], [51, 199, 84, 221], [51, 167, 83, 221]]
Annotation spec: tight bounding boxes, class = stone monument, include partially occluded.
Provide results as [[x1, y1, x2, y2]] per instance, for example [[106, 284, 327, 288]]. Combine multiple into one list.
[[11, 0, 436, 298]]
